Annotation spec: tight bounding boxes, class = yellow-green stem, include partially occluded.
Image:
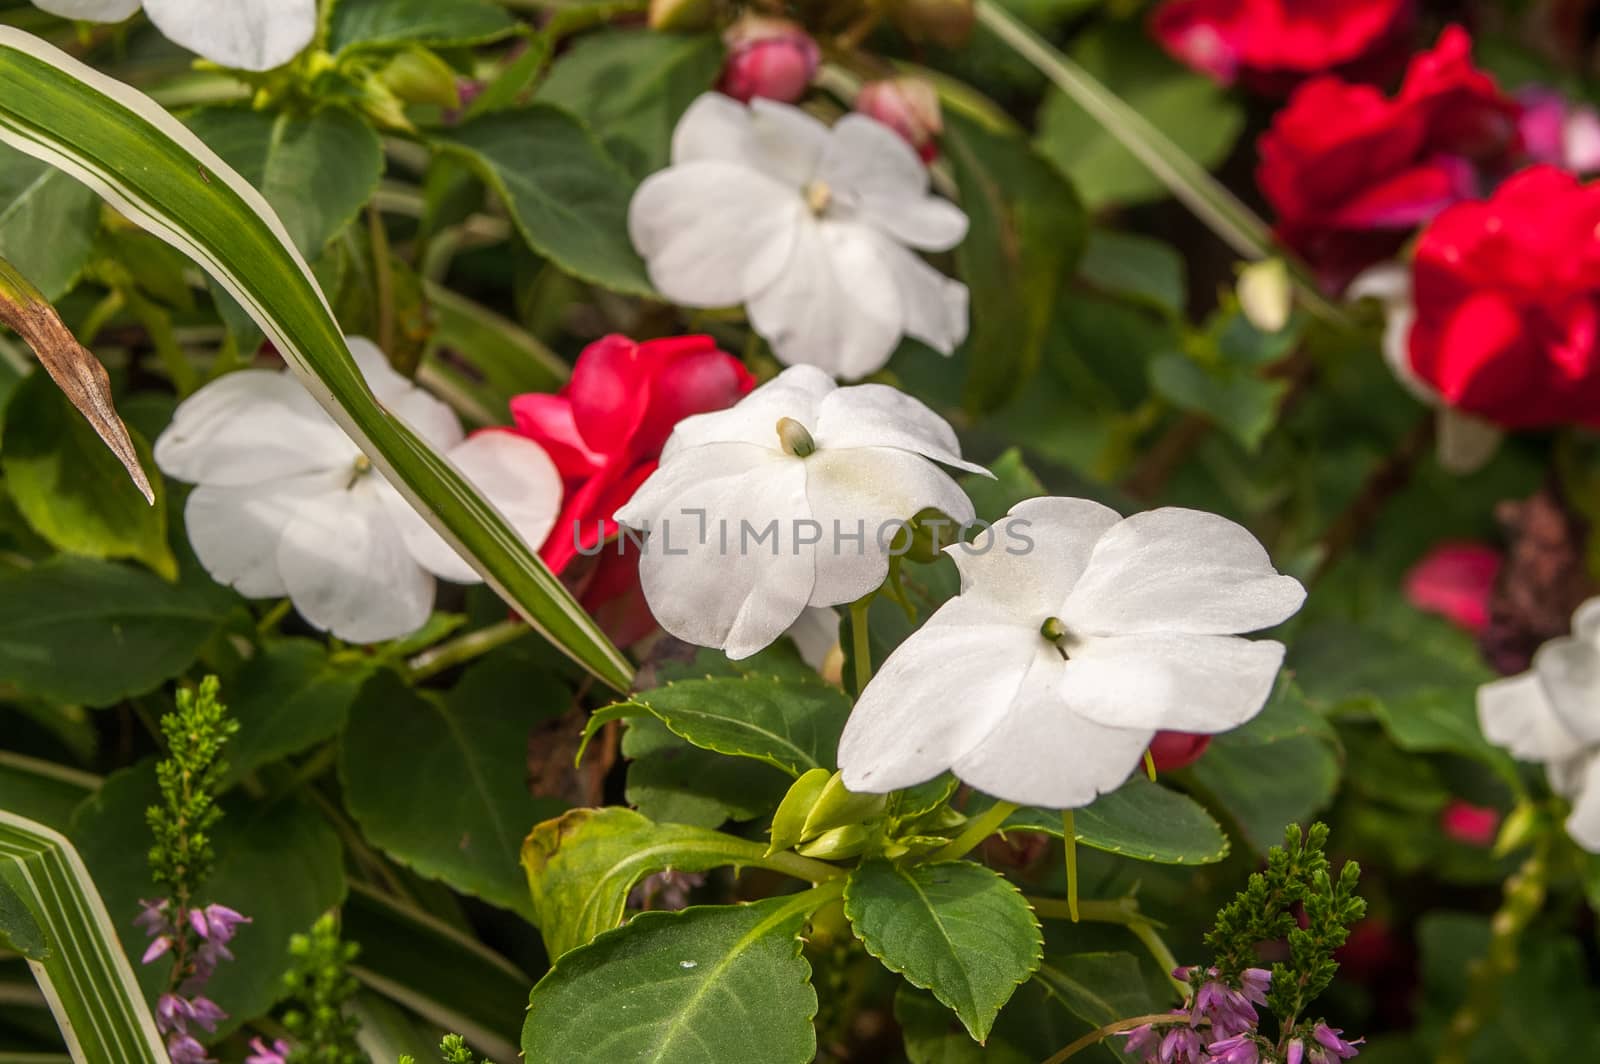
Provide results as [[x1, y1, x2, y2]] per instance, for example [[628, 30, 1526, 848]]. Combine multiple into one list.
[[850, 595, 874, 694], [1143, 749, 1157, 781], [928, 800, 1019, 863], [1062, 809, 1080, 922], [405, 619, 528, 683]]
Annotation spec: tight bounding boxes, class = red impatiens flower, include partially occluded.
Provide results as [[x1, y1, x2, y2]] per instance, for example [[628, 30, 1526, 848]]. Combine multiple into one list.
[[1404, 542, 1502, 634], [1257, 26, 1519, 291], [1148, 731, 1212, 772], [1151, 0, 1413, 90], [511, 334, 754, 643], [1407, 165, 1600, 429], [1440, 799, 1500, 847]]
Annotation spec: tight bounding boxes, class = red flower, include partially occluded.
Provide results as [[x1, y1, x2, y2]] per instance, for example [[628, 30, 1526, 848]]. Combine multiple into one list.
[[1407, 165, 1600, 429], [1404, 542, 1502, 634], [1439, 799, 1500, 847], [1148, 731, 1212, 772], [511, 334, 754, 643], [1257, 26, 1519, 291], [1151, 0, 1413, 90], [719, 16, 819, 105]]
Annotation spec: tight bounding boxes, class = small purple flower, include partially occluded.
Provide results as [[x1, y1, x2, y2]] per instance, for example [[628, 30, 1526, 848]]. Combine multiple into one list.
[[1209, 1033, 1262, 1064], [246, 1037, 292, 1064], [1195, 976, 1258, 1040], [1239, 967, 1271, 1006], [184, 996, 226, 1034], [198, 904, 249, 943], [1157, 1023, 1205, 1064], [135, 899, 171, 936], [165, 1032, 211, 1064], [1287, 1039, 1305, 1064], [1310, 1023, 1363, 1062], [1120, 1021, 1160, 1057], [141, 936, 173, 965]]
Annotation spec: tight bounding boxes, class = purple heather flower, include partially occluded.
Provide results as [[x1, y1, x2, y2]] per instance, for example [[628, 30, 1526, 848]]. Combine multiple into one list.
[[246, 1037, 292, 1064], [1195, 976, 1258, 1040], [1239, 967, 1271, 1006], [184, 996, 226, 1034], [1209, 1033, 1262, 1064], [141, 936, 174, 965], [1287, 1039, 1305, 1064], [1157, 1023, 1205, 1064], [197, 904, 250, 943], [1310, 1024, 1363, 1062], [135, 899, 170, 935], [165, 1032, 211, 1064]]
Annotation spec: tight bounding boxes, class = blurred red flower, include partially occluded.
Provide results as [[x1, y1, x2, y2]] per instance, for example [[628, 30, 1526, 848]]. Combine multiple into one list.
[[1408, 165, 1600, 429], [1404, 542, 1502, 634], [511, 334, 754, 644], [1440, 799, 1500, 847], [1257, 26, 1519, 291], [1150, 0, 1413, 89], [1148, 730, 1212, 772]]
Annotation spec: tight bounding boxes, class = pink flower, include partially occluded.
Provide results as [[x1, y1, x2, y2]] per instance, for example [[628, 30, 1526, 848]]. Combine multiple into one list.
[[1311, 1023, 1364, 1061], [856, 77, 943, 163], [246, 1038, 291, 1064], [1516, 87, 1600, 174], [719, 16, 819, 104], [1148, 731, 1212, 772], [1404, 542, 1502, 634], [1440, 799, 1500, 847]]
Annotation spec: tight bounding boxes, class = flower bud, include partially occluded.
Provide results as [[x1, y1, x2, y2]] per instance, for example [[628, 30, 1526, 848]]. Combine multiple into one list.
[[381, 46, 461, 109], [886, 0, 975, 49], [856, 77, 942, 163], [796, 823, 873, 859], [649, 0, 713, 32], [1148, 730, 1211, 772], [1237, 258, 1292, 334], [800, 771, 886, 839], [720, 16, 820, 104], [768, 767, 832, 855]]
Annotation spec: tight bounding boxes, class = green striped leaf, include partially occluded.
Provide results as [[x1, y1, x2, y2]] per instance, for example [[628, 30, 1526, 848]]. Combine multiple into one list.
[[0, 28, 632, 691], [0, 810, 168, 1064]]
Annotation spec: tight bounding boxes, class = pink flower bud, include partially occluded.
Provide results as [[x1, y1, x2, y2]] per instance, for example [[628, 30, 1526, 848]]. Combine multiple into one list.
[[1404, 542, 1502, 634], [1148, 730, 1211, 772], [1440, 799, 1500, 847], [855, 77, 943, 163], [720, 17, 819, 104]]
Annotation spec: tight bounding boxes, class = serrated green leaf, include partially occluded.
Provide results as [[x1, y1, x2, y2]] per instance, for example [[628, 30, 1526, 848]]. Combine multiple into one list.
[[0, 140, 96, 300], [523, 894, 822, 1064], [328, 0, 518, 52], [845, 859, 1042, 1042], [622, 716, 790, 829], [994, 776, 1230, 865]]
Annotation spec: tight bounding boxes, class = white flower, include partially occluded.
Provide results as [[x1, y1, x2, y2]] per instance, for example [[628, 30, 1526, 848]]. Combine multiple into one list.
[[1349, 264, 1503, 474], [33, 0, 314, 72], [615, 365, 985, 659], [155, 338, 562, 643], [1478, 598, 1600, 852], [837, 499, 1306, 808], [628, 93, 969, 380]]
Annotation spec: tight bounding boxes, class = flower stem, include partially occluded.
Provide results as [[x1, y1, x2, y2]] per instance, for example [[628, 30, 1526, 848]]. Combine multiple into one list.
[[927, 800, 1020, 863], [849, 594, 874, 694], [404, 619, 528, 683], [1143, 749, 1158, 781], [1040, 1012, 1198, 1064], [368, 204, 397, 361], [1062, 809, 1080, 922]]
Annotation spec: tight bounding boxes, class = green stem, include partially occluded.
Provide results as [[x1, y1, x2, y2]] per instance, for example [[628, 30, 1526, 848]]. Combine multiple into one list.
[[850, 595, 874, 694], [1041, 1012, 1200, 1064], [1061, 809, 1081, 922], [126, 289, 198, 396], [760, 849, 848, 885], [368, 204, 396, 361], [928, 800, 1019, 863], [404, 619, 528, 683]]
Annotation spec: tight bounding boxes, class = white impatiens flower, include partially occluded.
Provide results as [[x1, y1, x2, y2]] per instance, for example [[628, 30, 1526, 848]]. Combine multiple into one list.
[[615, 365, 986, 659], [155, 338, 562, 643], [1349, 264, 1503, 474], [1478, 598, 1600, 853], [837, 499, 1306, 808], [33, 0, 314, 72], [628, 93, 969, 380]]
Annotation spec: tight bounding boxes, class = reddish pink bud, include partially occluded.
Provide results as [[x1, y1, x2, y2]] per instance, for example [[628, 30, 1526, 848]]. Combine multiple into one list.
[[1148, 730, 1211, 772], [1404, 542, 1502, 634], [719, 17, 819, 104], [1440, 799, 1500, 847], [855, 77, 943, 163]]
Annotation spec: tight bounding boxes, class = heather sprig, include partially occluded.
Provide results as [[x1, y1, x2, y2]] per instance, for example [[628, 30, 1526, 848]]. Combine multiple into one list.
[[280, 912, 367, 1064], [397, 1033, 495, 1064]]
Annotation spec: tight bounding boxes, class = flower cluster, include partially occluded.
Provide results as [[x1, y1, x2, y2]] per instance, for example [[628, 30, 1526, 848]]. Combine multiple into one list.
[[1123, 967, 1361, 1063]]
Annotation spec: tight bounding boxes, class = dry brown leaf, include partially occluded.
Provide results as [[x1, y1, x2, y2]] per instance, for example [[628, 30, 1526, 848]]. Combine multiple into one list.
[[0, 255, 153, 503]]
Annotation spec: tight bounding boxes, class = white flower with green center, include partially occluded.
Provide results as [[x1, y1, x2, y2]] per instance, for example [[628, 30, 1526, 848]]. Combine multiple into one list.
[[615, 365, 986, 659], [34, 0, 314, 72], [837, 498, 1306, 808], [1478, 598, 1600, 853], [628, 93, 969, 380], [155, 338, 562, 643]]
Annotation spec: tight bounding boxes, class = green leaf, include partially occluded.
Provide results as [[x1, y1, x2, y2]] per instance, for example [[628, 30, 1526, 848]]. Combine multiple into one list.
[[522, 806, 830, 959], [184, 105, 383, 257], [69, 763, 347, 1035], [996, 776, 1230, 864], [1078, 228, 1186, 315], [535, 30, 723, 178], [622, 716, 790, 829], [423, 279, 569, 402], [221, 639, 374, 787], [1, 372, 173, 578], [0, 29, 633, 691], [0, 556, 232, 706], [895, 983, 1034, 1064], [328, 0, 519, 52], [0, 752, 99, 833], [435, 106, 653, 297], [603, 675, 854, 777], [844, 859, 1042, 1042], [0, 810, 169, 1063], [523, 894, 822, 1064], [1149, 351, 1288, 451], [943, 109, 1086, 414], [1032, 951, 1153, 1028], [339, 667, 565, 919], [0, 140, 96, 300]]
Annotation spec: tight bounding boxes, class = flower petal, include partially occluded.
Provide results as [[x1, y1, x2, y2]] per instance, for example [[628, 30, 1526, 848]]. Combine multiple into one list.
[[276, 483, 434, 643], [1560, 752, 1600, 852], [818, 115, 968, 251], [155, 369, 350, 487], [946, 497, 1122, 620], [509, 393, 607, 479], [348, 337, 465, 451], [629, 160, 801, 308], [659, 366, 835, 458], [1059, 633, 1286, 732], [1478, 671, 1582, 764], [1062, 508, 1306, 636], [878, 239, 969, 355], [183, 473, 337, 597], [1532, 633, 1600, 746], [747, 219, 903, 379], [839, 607, 1039, 793], [814, 380, 986, 474], [672, 94, 829, 185], [787, 606, 841, 672], [143, 0, 315, 71], [31, 0, 140, 20]]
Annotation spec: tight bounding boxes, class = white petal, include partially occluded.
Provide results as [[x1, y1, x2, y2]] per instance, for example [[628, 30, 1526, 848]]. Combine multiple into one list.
[[628, 161, 800, 308], [818, 115, 968, 251], [380, 432, 564, 585], [276, 482, 435, 643], [1477, 671, 1582, 764], [947, 497, 1122, 620], [1349, 264, 1433, 404], [747, 220, 902, 379], [839, 606, 1039, 793], [879, 239, 969, 354], [183, 472, 337, 598], [672, 94, 830, 186], [659, 366, 836, 459], [1573, 596, 1600, 643], [143, 0, 314, 71], [813, 380, 985, 474], [953, 648, 1154, 809], [155, 369, 351, 487], [1062, 508, 1305, 636], [801, 446, 974, 606], [627, 448, 815, 658], [1561, 753, 1600, 853], [347, 337, 465, 451], [787, 606, 841, 672], [1059, 633, 1286, 733], [1533, 634, 1600, 746], [1436, 410, 1502, 474], [32, 0, 140, 20]]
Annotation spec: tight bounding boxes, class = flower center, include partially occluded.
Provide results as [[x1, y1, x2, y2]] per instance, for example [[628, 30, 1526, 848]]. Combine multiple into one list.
[[776, 417, 816, 457], [803, 180, 832, 215], [346, 453, 373, 489], [1040, 616, 1077, 660]]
